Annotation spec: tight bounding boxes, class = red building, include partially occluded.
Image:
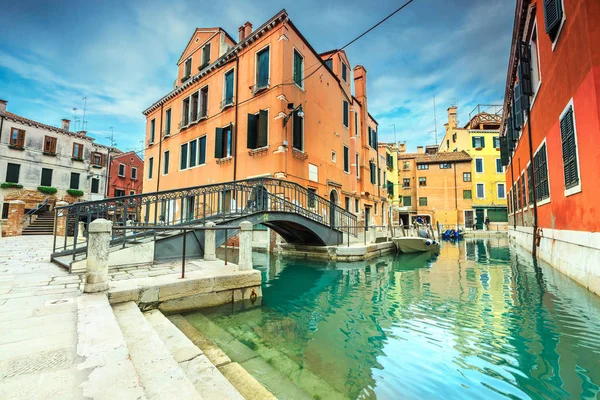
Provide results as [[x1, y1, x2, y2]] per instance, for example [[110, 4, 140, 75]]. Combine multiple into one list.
[[107, 151, 144, 197], [501, 0, 600, 295]]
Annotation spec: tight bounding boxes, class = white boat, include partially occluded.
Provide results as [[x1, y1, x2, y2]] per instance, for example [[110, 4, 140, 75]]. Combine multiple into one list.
[[393, 237, 440, 253]]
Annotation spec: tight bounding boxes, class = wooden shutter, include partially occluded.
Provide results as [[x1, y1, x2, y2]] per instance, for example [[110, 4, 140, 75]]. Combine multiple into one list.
[[560, 107, 579, 188], [343, 147, 349, 172], [6, 163, 20, 182], [471, 137, 476, 148], [247, 113, 258, 149], [368, 127, 372, 147], [70, 173, 80, 190], [544, 0, 563, 37], [215, 128, 223, 158], [480, 136, 485, 148], [293, 111, 303, 150], [199, 137, 206, 164], [17, 130, 25, 147], [181, 143, 188, 169], [500, 136, 509, 166], [518, 43, 533, 96], [527, 164, 534, 204], [257, 110, 268, 148], [343, 101, 348, 127]]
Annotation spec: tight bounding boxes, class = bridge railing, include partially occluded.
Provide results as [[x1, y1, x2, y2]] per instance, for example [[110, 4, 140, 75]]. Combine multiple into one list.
[[52, 177, 357, 260]]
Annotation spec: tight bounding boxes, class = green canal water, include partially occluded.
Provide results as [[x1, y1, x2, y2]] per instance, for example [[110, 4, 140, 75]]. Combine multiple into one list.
[[184, 238, 600, 399]]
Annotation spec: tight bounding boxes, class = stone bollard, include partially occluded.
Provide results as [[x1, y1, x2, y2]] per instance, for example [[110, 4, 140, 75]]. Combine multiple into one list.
[[204, 221, 216, 261], [84, 219, 112, 293], [238, 221, 253, 271], [78, 221, 86, 238], [55, 201, 69, 237], [370, 224, 377, 244], [5, 200, 25, 237]]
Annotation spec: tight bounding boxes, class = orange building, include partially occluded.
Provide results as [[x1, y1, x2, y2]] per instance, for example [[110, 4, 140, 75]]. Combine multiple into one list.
[[142, 9, 387, 227], [398, 148, 472, 228], [501, 0, 600, 294]]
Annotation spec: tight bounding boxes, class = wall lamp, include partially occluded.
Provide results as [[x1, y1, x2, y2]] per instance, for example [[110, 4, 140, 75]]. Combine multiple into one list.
[[283, 103, 304, 127]]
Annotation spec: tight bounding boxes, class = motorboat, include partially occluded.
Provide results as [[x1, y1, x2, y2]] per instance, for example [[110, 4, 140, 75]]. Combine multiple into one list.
[[392, 237, 440, 253]]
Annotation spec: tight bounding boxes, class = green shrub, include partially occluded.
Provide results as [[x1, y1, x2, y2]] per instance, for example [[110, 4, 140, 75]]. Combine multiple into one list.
[[67, 189, 84, 197], [37, 186, 57, 195], [1, 182, 23, 189]]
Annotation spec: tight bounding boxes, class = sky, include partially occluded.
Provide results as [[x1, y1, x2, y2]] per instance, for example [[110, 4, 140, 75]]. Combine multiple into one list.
[[0, 0, 515, 154]]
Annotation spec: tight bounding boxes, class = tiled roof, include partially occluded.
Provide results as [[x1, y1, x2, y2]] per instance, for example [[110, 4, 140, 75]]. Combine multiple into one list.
[[415, 150, 471, 164], [398, 152, 419, 160]]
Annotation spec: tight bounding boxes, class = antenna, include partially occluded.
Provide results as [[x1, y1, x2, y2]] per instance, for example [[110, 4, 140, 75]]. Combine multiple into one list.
[[81, 97, 88, 132], [433, 95, 438, 146]]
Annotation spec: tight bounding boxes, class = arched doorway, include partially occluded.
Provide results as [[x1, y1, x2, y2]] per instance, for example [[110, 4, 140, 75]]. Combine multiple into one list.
[[329, 189, 338, 228]]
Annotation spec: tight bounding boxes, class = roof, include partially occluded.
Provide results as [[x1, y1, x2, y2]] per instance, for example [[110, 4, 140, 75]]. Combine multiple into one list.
[[415, 150, 471, 164], [1, 110, 100, 143], [112, 150, 143, 163]]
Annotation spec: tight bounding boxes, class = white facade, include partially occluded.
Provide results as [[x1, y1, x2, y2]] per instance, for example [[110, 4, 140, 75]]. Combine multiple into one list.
[[0, 102, 110, 216]]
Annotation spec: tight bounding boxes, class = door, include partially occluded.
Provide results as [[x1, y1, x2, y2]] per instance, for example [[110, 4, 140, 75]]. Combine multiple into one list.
[[475, 209, 485, 230], [329, 190, 338, 228], [365, 206, 371, 230], [464, 210, 474, 229]]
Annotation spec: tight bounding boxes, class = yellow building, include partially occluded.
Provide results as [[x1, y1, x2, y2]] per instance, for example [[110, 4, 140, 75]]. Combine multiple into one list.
[[378, 143, 400, 222], [439, 105, 507, 229]]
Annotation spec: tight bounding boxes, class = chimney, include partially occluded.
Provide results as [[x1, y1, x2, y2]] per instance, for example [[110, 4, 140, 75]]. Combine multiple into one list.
[[398, 141, 406, 154], [238, 21, 252, 42], [0, 99, 6, 113], [353, 66, 367, 101], [77, 130, 87, 137], [447, 106, 457, 128], [417, 146, 424, 154], [61, 119, 71, 131]]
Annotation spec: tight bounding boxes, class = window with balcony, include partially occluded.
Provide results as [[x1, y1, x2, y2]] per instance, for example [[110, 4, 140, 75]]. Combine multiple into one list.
[[255, 46, 270, 91], [223, 69, 234, 107], [419, 177, 427, 187], [247, 110, 268, 149], [72, 143, 84, 160], [215, 124, 233, 159], [293, 49, 304, 88], [9, 128, 25, 148], [43, 136, 57, 154], [190, 92, 199, 122], [181, 97, 190, 127]]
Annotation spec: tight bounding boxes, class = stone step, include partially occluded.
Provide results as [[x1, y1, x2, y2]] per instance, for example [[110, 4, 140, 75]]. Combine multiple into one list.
[[22, 231, 54, 235], [144, 310, 244, 400], [112, 302, 203, 400]]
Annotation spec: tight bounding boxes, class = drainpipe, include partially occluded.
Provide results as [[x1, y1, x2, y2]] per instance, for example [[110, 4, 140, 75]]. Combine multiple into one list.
[[156, 103, 164, 192], [233, 52, 240, 182], [0, 114, 4, 146], [525, 110, 538, 258], [510, 156, 516, 230]]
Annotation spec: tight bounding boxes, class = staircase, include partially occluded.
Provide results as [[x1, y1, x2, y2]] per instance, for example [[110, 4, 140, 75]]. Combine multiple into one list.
[[22, 211, 55, 235]]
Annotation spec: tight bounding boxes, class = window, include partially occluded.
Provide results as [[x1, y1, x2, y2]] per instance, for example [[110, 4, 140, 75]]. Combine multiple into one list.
[[494, 159, 503, 173], [184, 58, 192, 78], [419, 197, 428, 207], [493, 136, 500, 148], [463, 172, 472, 182], [498, 183, 506, 199], [343, 146, 349, 173], [560, 104, 579, 191], [5, 163, 20, 183], [324, 59, 333, 71], [163, 151, 169, 175], [367, 127, 377, 148], [118, 164, 125, 177], [521, 172, 527, 206], [341, 62, 348, 82], [40, 168, 52, 187], [215, 125, 233, 159], [199, 86, 209, 118], [293, 49, 304, 88], [255, 46, 270, 90], [308, 188, 316, 208], [201, 43, 211, 68], [544, 0, 563, 43], [2, 203, 9, 219], [91, 178, 100, 194], [529, 23, 541, 98], [419, 177, 426, 186], [43, 136, 57, 154], [309, 164, 318, 182], [472, 136, 485, 149], [345, 197, 350, 211], [452, 132, 457, 142], [534, 143, 550, 201], [355, 112, 358, 136], [181, 97, 190, 126], [91, 152, 104, 167], [417, 164, 429, 170], [475, 158, 484, 173], [403, 196, 412, 207], [370, 162, 376, 184], [355, 198, 359, 213], [403, 178, 410, 188], [247, 110, 268, 149], [439, 163, 451, 169], [476, 183, 485, 199], [527, 164, 534, 205], [149, 119, 156, 143], [374, 203, 378, 215], [446, 139, 450, 149], [378, 168, 381, 186], [403, 161, 410, 170], [130, 191, 135, 196], [292, 108, 304, 151], [131, 167, 137, 180], [198, 136, 206, 165], [9, 128, 25, 148], [148, 157, 154, 179], [331, 151, 336, 163], [180, 143, 188, 169], [189, 91, 199, 122], [72, 143, 84, 159], [463, 190, 472, 199], [356, 153, 360, 178], [343, 100, 349, 128], [70, 172, 80, 190], [387, 181, 394, 196], [164, 109, 172, 137], [114, 189, 125, 197], [223, 69, 234, 107], [190, 139, 197, 168]]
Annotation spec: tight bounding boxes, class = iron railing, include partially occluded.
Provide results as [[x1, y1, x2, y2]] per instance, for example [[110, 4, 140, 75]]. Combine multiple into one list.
[[23, 197, 50, 224], [52, 177, 358, 260]]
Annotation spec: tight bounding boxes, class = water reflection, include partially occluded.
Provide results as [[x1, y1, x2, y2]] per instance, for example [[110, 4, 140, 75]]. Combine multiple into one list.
[[189, 239, 600, 399]]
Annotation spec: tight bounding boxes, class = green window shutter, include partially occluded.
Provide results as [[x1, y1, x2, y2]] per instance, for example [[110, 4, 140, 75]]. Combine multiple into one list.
[[189, 140, 197, 167], [343, 147, 349, 172], [560, 107, 579, 189], [368, 127, 372, 147], [471, 137, 476, 148], [293, 111, 303, 150], [199, 137, 206, 165], [258, 110, 268, 148], [215, 128, 223, 158], [257, 48, 269, 88], [293, 50, 302, 86], [343, 101, 349, 127], [181, 143, 188, 169], [481, 136, 485, 148], [247, 113, 258, 149], [544, 0, 563, 39], [500, 136, 509, 165], [225, 71, 234, 104]]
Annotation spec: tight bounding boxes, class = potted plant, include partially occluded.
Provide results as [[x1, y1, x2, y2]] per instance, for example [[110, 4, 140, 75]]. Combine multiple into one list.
[[1, 182, 23, 189], [67, 189, 84, 197]]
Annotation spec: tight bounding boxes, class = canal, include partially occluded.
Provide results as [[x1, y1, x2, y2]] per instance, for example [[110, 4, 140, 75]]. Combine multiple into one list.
[[184, 238, 600, 399]]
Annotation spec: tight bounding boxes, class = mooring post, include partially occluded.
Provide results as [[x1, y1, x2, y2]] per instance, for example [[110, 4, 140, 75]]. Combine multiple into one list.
[[204, 221, 216, 261], [238, 221, 253, 271], [84, 218, 111, 293]]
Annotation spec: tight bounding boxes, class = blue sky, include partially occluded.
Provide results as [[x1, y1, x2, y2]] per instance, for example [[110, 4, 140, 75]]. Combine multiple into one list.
[[0, 0, 514, 154]]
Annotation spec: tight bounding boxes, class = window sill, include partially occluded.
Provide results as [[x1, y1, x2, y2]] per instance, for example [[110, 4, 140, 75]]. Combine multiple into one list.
[[91, 165, 103, 169], [72, 157, 84, 162], [216, 156, 233, 165], [221, 102, 235, 111], [292, 149, 308, 160], [253, 84, 269, 95], [564, 183, 582, 197], [537, 197, 551, 207], [249, 147, 269, 157], [8, 144, 24, 150], [43, 151, 57, 156]]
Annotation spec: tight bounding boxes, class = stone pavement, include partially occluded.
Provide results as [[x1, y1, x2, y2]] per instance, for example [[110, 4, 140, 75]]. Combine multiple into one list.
[[0, 235, 84, 400]]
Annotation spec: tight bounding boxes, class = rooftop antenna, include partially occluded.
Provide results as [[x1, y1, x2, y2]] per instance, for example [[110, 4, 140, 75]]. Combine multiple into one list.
[[72, 108, 78, 131], [433, 95, 438, 146], [81, 96, 88, 132]]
